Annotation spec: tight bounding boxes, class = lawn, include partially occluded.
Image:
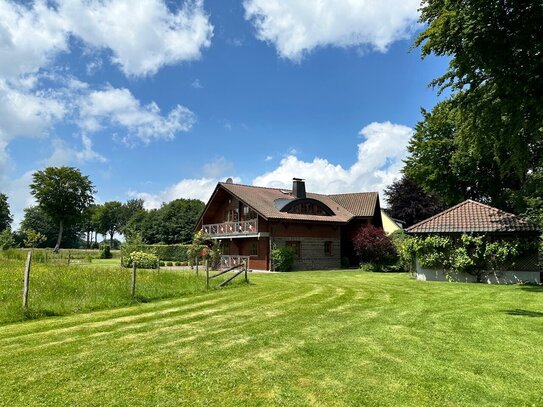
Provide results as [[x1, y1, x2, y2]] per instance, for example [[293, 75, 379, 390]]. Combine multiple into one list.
[[1, 269, 542, 406]]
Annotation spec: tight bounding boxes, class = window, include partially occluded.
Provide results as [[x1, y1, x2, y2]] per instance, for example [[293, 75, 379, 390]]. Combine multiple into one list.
[[243, 205, 257, 220], [286, 241, 301, 258], [250, 241, 258, 256], [225, 209, 239, 222], [221, 242, 230, 255], [324, 241, 333, 256]]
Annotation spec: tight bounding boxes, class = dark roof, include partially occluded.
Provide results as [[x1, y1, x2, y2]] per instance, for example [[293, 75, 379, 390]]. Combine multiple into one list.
[[217, 182, 378, 224], [406, 200, 540, 234]]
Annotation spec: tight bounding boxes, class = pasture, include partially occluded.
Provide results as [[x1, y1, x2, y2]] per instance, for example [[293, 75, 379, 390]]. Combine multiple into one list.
[[1, 266, 542, 406]]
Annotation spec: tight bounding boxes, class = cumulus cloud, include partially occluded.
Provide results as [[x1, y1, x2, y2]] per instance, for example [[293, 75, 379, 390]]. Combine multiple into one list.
[[0, 1, 69, 79], [243, 0, 420, 61], [0, 0, 213, 78], [78, 87, 196, 144], [59, 0, 213, 76], [253, 122, 413, 199], [133, 122, 413, 209]]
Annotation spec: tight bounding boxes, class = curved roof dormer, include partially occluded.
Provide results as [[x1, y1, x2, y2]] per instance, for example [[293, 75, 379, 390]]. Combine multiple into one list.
[[279, 198, 335, 216]]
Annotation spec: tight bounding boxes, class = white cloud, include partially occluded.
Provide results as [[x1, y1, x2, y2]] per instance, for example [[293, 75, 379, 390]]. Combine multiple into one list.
[[45, 134, 107, 167], [253, 122, 413, 200], [78, 87, 196, 144], [202, 157, 235, 178], [0, 0, 213, 78], [265, 155, 273, 162], [130, 177, 239, 210], [243, 0, 420, 61], [59, 0, 213, 76], [132, 122, 412, 209], [0, 1, 69, 79], [191, 79, 203, 88]]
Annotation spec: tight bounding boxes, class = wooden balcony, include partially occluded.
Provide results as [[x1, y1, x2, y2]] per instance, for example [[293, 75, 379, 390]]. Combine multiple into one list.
[[202, 219, 259, 237]]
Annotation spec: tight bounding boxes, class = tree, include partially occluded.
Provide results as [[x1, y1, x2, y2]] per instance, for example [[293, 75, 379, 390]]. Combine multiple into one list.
[[23, 229, 46, 248], [409, 0, 543, 216], [0, 193, 12, 232], [121, 198, 146, 238], [20, 206, 82, 248], [96, 201, 124, 247], [384, 175, 444, 227], [158, 199, 205, 244], [353, 225, 397, 266], [30, 167, 95, 252]]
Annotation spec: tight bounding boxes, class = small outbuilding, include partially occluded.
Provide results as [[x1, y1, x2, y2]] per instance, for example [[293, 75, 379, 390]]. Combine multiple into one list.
[[406, 200, 541, 284]]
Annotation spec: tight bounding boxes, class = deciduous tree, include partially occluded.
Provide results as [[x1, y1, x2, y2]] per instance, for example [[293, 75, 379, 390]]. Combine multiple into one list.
[[30, 167, 95, 252]]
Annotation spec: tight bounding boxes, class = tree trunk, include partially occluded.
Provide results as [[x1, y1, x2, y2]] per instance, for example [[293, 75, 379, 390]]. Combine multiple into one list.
[[86, 232, 90, 248], [94, 231, 98, 247], [110, 232, 114, 248], [54, 219, 64, 253]]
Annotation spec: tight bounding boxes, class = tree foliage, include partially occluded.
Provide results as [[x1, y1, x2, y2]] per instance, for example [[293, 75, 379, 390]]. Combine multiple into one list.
[[353, 225, 397, 266], [96, 201, 124, 246], [384, 175, 444, 227], [0, 193, 12, 232], [408, 0, 543, 219], [20, 206, 82, 248], [30, 167, 95, 252]]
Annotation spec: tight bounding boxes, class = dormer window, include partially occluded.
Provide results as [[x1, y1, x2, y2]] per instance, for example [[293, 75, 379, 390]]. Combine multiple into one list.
[[280, 198, 334, 216]]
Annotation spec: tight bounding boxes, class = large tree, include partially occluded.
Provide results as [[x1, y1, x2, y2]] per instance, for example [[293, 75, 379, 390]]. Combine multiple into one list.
[[0, 193, 12, 232], [409, 0, 543, 216], [384, 175, 444, 227], [30, 167, 95, 252]]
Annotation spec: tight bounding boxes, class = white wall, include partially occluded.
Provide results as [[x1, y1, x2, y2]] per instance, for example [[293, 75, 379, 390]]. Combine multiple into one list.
[[415, 260, 541, 284]]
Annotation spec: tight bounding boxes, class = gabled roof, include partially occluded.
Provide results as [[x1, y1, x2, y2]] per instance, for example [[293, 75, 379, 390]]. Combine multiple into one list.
[[406, 200, 540, 234], [214, 182, 378, 224]]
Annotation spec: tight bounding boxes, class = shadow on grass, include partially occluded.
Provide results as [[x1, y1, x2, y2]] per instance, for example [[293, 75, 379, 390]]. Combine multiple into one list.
[[504, 309, 543, 318], [518, 284, 543, 293]]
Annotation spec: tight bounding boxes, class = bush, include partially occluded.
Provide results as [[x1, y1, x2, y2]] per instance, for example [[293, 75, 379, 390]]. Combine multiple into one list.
[[100, 245, 112, 259], [125, 251, 158, 269], [0, 230, 15, 250], [166, 261, 173, 267], [159, 261, 165, 267], [175, 261, 182, 266], [271, 245, 295, 272], [353, 226, 397, 266]]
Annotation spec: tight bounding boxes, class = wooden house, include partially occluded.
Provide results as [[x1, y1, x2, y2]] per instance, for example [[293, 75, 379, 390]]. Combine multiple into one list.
[[196, 178, 382, 270]]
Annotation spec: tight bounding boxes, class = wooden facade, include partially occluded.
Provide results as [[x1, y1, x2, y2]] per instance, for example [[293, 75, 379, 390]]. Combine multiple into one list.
[[196, 180, 382, 271]]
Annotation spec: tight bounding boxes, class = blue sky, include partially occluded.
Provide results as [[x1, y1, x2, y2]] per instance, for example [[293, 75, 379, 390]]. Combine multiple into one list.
[[0, 0, 447, 227]]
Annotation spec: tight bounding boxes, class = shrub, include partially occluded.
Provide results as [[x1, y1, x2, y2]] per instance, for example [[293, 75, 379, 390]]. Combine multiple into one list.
[[175, 261, 182, 266], [125, 251, 158, 269], [0, 230, 15, 250], [159, 261, 165, 267], [271, 245, 295, 272], [100, 245, 112, 259], [167, 261, 173, 267], [353, 226, 397, 266]]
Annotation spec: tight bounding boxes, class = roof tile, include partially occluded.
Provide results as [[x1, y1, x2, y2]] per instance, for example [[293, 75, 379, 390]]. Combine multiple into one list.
[[406, 200, 540, 234]]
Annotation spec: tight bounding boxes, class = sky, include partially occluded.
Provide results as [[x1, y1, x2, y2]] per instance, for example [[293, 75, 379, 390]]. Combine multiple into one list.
[[0, 0, 448, 228]]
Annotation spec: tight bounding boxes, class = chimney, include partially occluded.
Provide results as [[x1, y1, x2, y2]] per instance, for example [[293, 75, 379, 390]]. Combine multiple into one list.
[[292, 178, 306, 199]]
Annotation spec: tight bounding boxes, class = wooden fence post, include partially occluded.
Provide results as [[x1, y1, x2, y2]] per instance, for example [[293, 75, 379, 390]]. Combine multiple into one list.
[[196, 256, 199, 277], [206, 260, 209, 290], [244, 261, 248, 284], [157, 256, 160, 272], [131, 262, 137, 299], [67, 252, 71, 266], [23, 251, 32, 311]]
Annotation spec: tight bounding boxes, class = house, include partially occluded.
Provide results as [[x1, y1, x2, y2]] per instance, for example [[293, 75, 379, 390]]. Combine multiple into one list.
[[406, 200, 541, 283], [380, 209, 404, 235], [195, 178, 382, 270]]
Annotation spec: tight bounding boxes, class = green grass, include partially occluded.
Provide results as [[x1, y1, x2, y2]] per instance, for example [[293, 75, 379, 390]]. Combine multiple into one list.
[[0, 259, 230, 324], [1, 270, 543, 406]]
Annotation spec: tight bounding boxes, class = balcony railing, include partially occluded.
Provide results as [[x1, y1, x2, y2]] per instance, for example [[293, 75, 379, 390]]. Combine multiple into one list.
[[221, 255, 250, 269], [203, 219, 258, 237]]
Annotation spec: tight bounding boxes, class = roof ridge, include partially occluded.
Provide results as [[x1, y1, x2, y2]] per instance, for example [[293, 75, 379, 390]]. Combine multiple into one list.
[[327, 191, 378, 197], [220, 182, 291, 192]]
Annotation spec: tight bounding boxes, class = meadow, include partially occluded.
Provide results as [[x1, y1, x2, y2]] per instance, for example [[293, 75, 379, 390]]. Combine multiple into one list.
[[0, 257, 230, 325], [1, 265, 543, 406]]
